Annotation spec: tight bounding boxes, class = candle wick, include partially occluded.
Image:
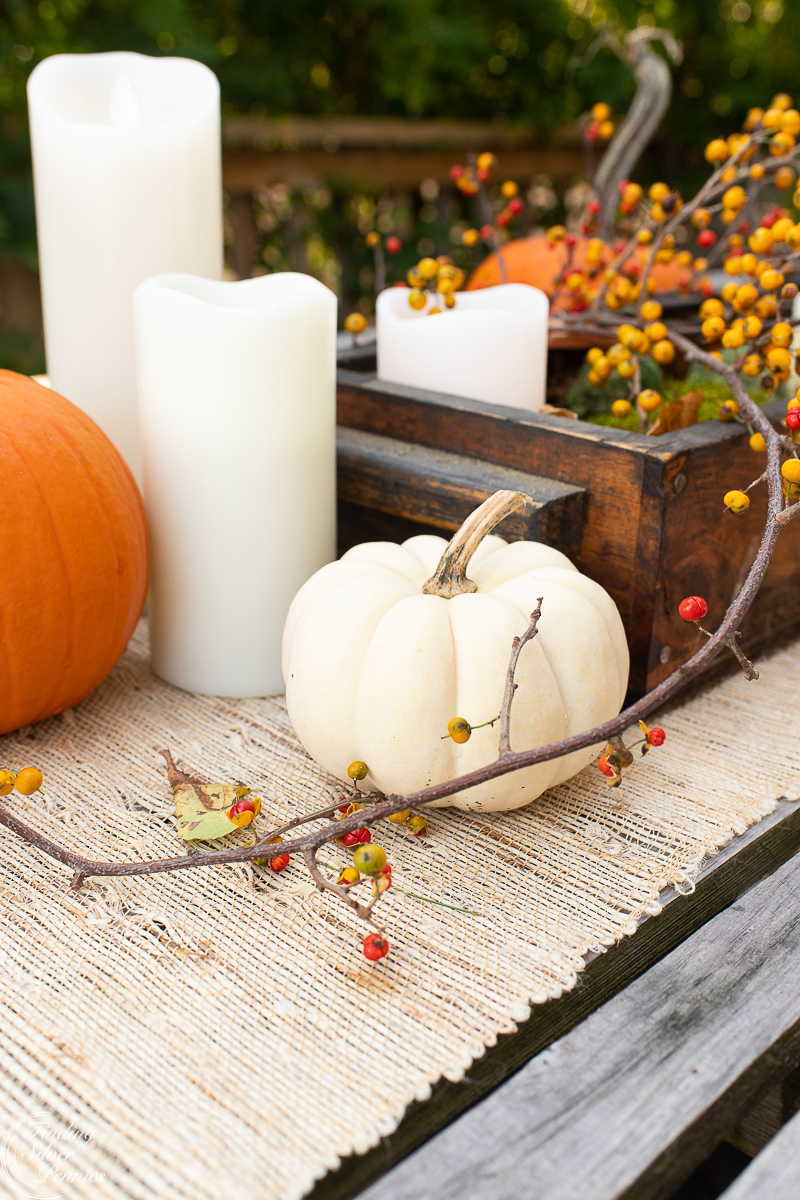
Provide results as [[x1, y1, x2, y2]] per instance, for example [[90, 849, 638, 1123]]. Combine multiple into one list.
[[109, 75, 141, 128]]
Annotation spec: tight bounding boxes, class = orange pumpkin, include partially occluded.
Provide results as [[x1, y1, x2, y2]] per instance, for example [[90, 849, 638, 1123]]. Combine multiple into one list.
[[466, 235, 693, 308], [0, 371, 149, 734]]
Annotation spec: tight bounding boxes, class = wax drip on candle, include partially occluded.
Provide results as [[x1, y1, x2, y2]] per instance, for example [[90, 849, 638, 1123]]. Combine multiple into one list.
[[108, 75, 141, 128]]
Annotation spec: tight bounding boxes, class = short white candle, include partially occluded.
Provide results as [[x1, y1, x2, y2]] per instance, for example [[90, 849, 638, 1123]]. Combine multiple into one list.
[[28, 52, 223, 480], [134, 272, 337, 697], [376, 283, 549, 411]]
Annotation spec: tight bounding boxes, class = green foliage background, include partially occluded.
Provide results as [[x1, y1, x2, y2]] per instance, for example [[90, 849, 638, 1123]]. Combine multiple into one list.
[[0, 0, 798, 364]]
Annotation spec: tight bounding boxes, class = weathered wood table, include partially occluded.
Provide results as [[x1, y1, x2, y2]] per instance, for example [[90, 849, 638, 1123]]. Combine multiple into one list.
[[309, 789, 800, 1200]]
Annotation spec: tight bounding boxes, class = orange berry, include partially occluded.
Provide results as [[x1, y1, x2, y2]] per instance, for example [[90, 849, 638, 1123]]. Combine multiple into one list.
[[701, 316, 726, 341], [592, 102, 611, 122], [637, 389, 662, 413], [0, 770, 15, 797], [772, 322, 793, 348], [750, 432, 767, 451], [705, 139, 729, 163], [501, 180, 519, 199], [344, 312, 367, 335], [612, 399, 632, 418], [640, 299, 662, 321], [14, 768, 43, 796], [749, 227, 774, 254], [699, 298, 725, 319], [652, 339, 676, 363]]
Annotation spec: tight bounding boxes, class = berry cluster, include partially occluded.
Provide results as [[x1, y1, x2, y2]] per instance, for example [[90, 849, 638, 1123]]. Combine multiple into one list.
[[0, 767, 43, 797], [405, 255, 466, 314]]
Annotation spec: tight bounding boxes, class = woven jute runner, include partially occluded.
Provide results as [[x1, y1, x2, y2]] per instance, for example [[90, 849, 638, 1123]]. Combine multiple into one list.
[[0, 621, 798, 1200]]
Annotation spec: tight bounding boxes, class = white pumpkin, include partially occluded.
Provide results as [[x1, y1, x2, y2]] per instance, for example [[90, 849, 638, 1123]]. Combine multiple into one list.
[[282, 491, 629, 811]]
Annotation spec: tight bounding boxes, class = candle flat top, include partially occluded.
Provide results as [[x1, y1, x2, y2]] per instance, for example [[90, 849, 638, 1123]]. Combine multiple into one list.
[[27, 51, 219, 129]]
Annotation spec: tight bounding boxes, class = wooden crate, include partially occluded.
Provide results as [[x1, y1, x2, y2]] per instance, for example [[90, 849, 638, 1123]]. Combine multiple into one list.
[[335, 359, 800, 696]]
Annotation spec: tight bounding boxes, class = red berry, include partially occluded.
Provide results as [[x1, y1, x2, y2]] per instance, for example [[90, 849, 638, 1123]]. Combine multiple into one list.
[[363, 933, 390, 961], [480, 224, 493, 239], [696, 229, 717, 248], [497, 211, 510, 227], [598, 754, 615, 777], [394, 281, 409, 288], [449, 165, 463, 181], [357, 828, 371, 843], [565, 234, 576, 247], [585, 120, 600, 140], [787, 410, 800, 430], [619, 202, 633, 215], [679, 595, 708, 622], [508, 197, 523, 216], [701, 281, 714, 297], [477, 167, 490, 183], [648, 727, 666, 746], [338, 804, 350, 814], [342, 831, 360, 847], [587, 199, 602, 214], [762, 210, 778, 228], [618, 179, 630, 194], [385, 235, 401, 254], [738, 220, 751, 233], [270, 854, 290, 873]]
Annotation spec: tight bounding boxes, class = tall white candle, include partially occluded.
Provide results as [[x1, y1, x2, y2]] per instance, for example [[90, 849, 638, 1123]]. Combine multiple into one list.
[[28, 52, 223, 480], [134, 272, 337, 697], [376, 283, 549, 411]]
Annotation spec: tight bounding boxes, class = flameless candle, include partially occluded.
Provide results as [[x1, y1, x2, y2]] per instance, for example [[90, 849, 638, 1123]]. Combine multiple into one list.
[[376, 283, 549, 411], [134, 272, 337, 697], [28, 52, 223, 480]]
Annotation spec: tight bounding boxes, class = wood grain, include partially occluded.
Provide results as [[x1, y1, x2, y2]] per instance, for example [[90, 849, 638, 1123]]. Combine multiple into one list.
[[337, 427, 587, 556], [355, 851, 800, 1200], [309, 797, 800, 1200], [722, 1106, 800, 1200]]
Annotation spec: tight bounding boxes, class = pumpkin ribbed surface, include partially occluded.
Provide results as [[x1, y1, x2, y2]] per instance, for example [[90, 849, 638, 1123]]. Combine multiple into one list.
[[283, 534, 628, 812], [0, 371, 149, 733]]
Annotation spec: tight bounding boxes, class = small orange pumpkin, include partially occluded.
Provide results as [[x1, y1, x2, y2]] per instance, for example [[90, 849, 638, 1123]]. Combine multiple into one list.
[[0, 371, 149, 734], [466, 235, 692, 307]]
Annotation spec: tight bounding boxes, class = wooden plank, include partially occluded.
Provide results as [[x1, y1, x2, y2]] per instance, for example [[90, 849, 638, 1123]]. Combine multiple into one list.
[[722, 1106, 800, 1200], [354, 850, 800, 1200], [309, 796, 800, 1200], [337, 426, 587, 555]]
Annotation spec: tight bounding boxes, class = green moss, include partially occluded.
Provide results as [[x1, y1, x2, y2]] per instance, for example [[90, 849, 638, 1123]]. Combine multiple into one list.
[[587, 368, 774, 433]]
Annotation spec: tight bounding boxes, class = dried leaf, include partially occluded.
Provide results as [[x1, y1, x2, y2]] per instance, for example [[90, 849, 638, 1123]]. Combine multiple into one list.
[[160, 749, 248, 841]]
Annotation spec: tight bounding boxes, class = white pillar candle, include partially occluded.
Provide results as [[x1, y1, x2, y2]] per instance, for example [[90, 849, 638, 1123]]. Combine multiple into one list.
[[28, 52, 223, 481], [134, 272, 337, 697], [376, 283, 549, 411]]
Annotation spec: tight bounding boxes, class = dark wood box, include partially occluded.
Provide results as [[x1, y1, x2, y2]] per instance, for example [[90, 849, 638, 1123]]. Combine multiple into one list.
[[335, 350, 800, 696]]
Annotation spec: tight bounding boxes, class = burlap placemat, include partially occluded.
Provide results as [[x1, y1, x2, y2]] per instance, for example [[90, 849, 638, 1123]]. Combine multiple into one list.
[[0, 620, 797, 1200]]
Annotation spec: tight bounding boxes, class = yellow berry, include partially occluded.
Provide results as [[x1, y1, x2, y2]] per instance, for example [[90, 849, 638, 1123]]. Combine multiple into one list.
[[740, 254, 758, 275], [637, 389, 662, 413], [14, 767, 43, 796], [763, 107, 785, 130], [705, 139, 730, 164], [640, 299, 662, 321], [761, 269, 785, 292], [594, 355, 612, 377], [408, 288, 427, 311], [652, 339, 676, 363], [781, 459, 800, 483], [428, 307, 442, 315], [444, 294, 456, 309], [701, 316, 726, 342], [724, 256, 743, 275], [353, 844, 386, 875], [622, 182, 643, 205], [750, 163, 766, 180], [724, 490, 750, 513], [721, 282, 739, 303], [736, 283, 759, 309], [749, 227, 774, 254], [742, 354, 763, 377], [772, 322, 794, 348], [789, 397, 800, 409], [692, 208, 712, 229], [648, 182, 669, 201], [723, 185, 746, 210], [773, 93, 793, 111], [612, 399, 632, 418], [407, 267, 422, 287], [547, 224, 566, 242], [719, 399, 739, 420], [699, 297, 725, 320], [750, 432, 767, 452], [462, 228, 479, 247], [616, 323, 640, 348], [606, 342, 630, 364], [617, 360, 636, 379], [592, 101, 611, 122], [586, 347, 604, 364], [387, 809, 411, 824], [767, 345, 791, 372], [344, 312, 367, 335], [771, 131, 796, 156], [644, 321, 667, 342], [447, 717, 471, 744], [781, 110, 800, 136], [743, 315, 763, 339], [744, 107, 764, 131], [650, 203, 665, 222], [677, 250, 693, 266], [347, 760, 369, 781], [476, 151, 497, 171], [501, 180, 519, 199], [756, 296, 778, 318], [587, 369, 602, 387], [0, 770, 14, 797], [637, 229, 653, 244], [722, 327, 745, 349], [366, 231, 380, 248], [418, 257, 438, 280], [598, 120, 615, 140]]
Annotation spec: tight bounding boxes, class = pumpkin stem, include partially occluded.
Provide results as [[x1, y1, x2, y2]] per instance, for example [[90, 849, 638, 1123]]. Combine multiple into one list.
[[422, 490, 534, 599]]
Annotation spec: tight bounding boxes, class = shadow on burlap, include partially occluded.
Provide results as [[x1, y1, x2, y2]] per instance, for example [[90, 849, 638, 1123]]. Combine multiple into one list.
[[0, 620, 797, 1200]]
